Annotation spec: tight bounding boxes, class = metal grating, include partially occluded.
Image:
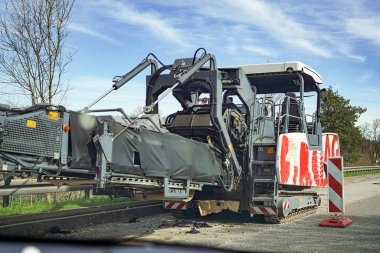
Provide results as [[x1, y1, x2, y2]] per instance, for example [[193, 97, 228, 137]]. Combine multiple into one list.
[[0, 111, 63, 158]]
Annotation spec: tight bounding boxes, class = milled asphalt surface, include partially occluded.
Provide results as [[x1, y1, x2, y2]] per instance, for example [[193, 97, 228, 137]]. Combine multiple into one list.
[[48, 174, 380, 252]]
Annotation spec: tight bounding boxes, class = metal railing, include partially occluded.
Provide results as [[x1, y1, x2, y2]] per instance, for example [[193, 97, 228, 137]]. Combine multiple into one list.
[[344, 166, 380, 173], [0, 179, 94, 207]]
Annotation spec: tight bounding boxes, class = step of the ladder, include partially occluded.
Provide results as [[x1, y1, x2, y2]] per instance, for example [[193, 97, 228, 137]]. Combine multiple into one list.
[[253, 178, 275, 183], [252, 160, 276, 165], [252, 142, 276, 146], [252, 195, 274, 202]]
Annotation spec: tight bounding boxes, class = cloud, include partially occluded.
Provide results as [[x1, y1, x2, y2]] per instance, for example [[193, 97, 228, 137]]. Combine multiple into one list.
[[346, 87, 380, 125], [234, 0, 332, 57], [357, 71, 374, 83], [346, 18, 380, 46], [86, 0, 192, 49], [151, 0, 370, 61], [343, 53, 366, 63], [333, 41, 367, 62], [71, 0, 376, 62], [241, 45, 277, 57], [181, 0, 333, 58], [68, 23, 120, 44]]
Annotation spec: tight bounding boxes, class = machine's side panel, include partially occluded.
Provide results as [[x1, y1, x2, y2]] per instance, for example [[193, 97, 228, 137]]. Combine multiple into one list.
[[0, 110, 63, 159], [276, 133, 326, 187], [322, 133, 340, 163]]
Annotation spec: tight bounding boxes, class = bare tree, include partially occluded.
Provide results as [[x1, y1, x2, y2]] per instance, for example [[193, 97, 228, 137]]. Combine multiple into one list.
[[0, 0, 74, 106], [360, 119, 380, 164], [360, 123, 372, 140], [373, 119, 380, 164], [130, 106, 145, 117]]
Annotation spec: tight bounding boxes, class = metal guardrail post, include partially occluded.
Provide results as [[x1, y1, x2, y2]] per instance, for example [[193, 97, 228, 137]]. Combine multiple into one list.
[[84, 189, 90, 199], [2, 196, 10, 208]]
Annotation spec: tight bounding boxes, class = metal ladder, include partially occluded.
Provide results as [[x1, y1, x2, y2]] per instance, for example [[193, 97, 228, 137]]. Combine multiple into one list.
[[250, 143, 278, 207], [250, 97, 278, 207]]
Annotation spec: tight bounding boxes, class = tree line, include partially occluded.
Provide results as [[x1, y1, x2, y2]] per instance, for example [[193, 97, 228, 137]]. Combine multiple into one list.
[[321, 87, 379, 166]]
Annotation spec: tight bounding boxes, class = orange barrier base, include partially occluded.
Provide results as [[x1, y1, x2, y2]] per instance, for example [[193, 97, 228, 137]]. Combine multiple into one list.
[[319, 217, 352, 228]]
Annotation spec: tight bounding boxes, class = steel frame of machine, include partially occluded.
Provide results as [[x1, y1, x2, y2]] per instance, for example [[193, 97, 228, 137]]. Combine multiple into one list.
[[0, 49, 336, 222]]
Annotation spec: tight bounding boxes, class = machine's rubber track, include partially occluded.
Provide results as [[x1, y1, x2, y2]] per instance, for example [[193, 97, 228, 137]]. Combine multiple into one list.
[[278, 190, 319, 197], [264, 190, 319, 224], [264, 206, 317, 224]]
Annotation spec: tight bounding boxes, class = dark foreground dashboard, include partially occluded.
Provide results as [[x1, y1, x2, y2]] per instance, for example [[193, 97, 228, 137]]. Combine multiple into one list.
[[0, 240, 247, 253]]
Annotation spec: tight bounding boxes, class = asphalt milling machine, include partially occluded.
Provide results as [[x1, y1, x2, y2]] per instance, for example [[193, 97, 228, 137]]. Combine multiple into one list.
[[0, 49, 340, 223]]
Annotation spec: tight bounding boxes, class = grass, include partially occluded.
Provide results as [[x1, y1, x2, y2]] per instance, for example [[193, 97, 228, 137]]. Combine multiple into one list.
[[0, 196, 130, 217], [344, 169, 380, 177]]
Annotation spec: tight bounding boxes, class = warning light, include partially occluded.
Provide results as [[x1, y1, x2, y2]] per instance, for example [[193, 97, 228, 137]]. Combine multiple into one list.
[[94, 166, 100, 174], [63, 125, 70, 132], [48, 111, 59, 120], [27, 120, 37, 128]]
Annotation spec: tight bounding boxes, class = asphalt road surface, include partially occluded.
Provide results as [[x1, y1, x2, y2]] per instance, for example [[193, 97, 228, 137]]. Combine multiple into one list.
[[143, 174, 380, 252], [51, 174, 380, 252]]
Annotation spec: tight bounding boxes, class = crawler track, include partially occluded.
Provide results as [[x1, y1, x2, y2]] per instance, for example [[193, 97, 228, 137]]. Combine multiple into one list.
[[264, 190, 319, 224], [0, 200, 165, 237], [264, 206, 317, 224]]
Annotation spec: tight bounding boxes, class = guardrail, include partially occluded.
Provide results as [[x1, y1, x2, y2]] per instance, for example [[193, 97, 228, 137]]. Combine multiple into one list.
[[344, 166, 380, 173], [0, 179, 51, 187], [1, 166, 378, 208], [0, 184, 93, 196], [0, 179, 94, 208]]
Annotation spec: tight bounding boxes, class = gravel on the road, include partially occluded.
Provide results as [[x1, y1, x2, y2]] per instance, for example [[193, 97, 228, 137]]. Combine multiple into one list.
[[47, 174, 380, 253]]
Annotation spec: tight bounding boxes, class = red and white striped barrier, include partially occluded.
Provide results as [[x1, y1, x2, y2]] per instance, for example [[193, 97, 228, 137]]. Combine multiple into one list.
[[163, 201, 187, 210], [327, 157, 344, 213], [320, 156, 352, 228], [251, 207, 278, 216]]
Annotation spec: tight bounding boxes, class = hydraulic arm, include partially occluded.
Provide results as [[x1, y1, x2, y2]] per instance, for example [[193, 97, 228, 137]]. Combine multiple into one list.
[[83, 57, 158, 111]]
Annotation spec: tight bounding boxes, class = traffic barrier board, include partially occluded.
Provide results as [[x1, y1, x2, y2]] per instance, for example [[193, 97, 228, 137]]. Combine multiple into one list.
[[320, 157, 352, 228], [327, 157, 344, 214]]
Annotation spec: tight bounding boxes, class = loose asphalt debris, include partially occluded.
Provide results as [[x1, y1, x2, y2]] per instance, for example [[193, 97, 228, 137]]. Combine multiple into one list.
[[159, 219, 212, 234], [193, 221, 211, 228], [157, 219, 213, 236], [186, 225, 200, 234], [50, 226, 71, 234], [159, 219, 187, 228], [127, 217, 139, 223]]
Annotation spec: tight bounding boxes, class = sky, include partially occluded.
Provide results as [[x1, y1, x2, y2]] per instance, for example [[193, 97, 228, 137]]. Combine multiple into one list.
[[6, 0, 380, 124]]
